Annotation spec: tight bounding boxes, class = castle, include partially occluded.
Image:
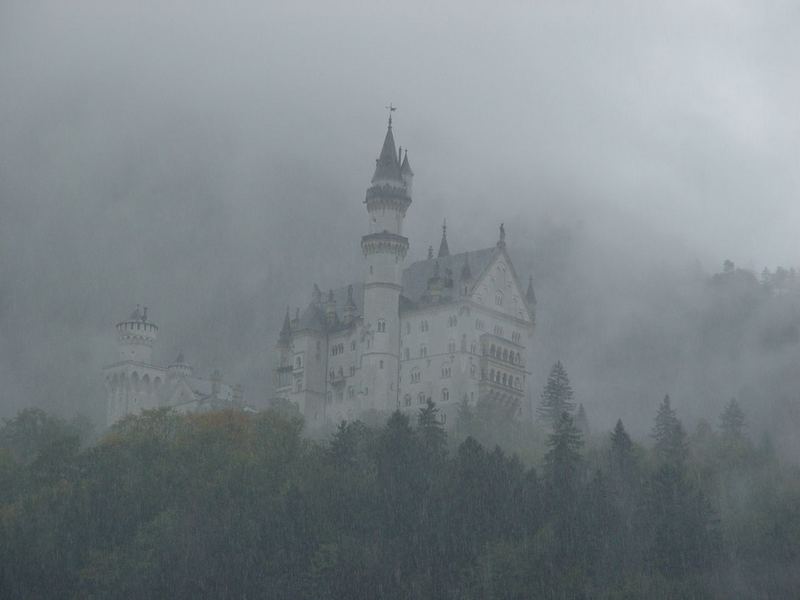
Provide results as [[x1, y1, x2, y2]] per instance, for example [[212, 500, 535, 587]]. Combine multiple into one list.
[[103, 306, 243, 427], [272, 116, 536, 428]]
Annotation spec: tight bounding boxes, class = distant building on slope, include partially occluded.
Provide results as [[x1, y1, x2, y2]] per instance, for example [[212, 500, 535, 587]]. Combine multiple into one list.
[[272, 116, 536, 429], [103, 306, 244, 427]]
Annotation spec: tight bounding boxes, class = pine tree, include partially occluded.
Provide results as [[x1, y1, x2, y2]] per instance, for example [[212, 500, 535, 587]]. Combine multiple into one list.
[[609, 419, 634, 478], [651, 395, 687, 466], [575, 403, 590, 437], [537, 361, 575, 426], [719, 398, 745, 442], [544, 411, 584, 499], [417, 399, 447, 460], [455, 395, 474, 438]]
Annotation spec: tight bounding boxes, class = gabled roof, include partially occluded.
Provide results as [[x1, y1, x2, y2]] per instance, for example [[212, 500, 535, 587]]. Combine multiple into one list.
[[401, 247, 496, 305], [294, 283, 365, 332], [371, 123, 402, 183]]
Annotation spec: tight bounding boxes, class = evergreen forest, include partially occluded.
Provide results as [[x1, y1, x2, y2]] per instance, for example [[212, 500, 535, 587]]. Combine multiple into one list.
[[2, 365, 800, 600]]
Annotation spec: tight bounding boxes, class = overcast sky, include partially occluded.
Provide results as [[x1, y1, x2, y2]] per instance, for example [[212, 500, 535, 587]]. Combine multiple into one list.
[[1, 1, 799, 422]]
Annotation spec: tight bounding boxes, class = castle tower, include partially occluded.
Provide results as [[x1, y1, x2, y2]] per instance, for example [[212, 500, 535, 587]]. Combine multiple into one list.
[[360, 113, 412, 411], [115, 305, 158, 363], [104, 306, 162, 426]]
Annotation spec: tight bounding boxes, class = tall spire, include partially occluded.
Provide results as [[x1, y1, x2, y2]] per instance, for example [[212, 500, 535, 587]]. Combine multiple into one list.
[[372, 111, 403, 184], [526, 275, 537, 305], [438, 219, 450, 258], [279, 306, 291, 343]]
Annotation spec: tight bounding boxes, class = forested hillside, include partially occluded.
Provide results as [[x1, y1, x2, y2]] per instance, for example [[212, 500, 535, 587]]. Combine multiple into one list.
[[1, 396, 799, 599]]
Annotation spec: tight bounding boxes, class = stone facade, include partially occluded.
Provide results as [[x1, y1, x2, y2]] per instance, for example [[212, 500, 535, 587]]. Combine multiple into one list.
[[103, 306, 243, 427], [273, 119, 536, 429]]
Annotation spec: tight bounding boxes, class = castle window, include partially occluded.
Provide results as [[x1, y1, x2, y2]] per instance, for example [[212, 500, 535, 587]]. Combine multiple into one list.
[[470, 364, 477, 378], [502, 373, 508, 386], [377, 319, 386, 333], [420, 345, 427, 358], [512, 331, 520, 344], [441, 388, 449, 403], [329, 370, 335, 381], [495, 292, 503, 306], [442, 364, 451, 378], [348, 386, 355, 399], [350, 365, 356, 376], [448, 339, 456, 353], [296, 356, 303, 369], [475, 319, 484, 331], [515, 377, 520, 389], [494, 325, 504, 337], [379, 360, 384, 369], [404, 348, 410, 360], [441, 412, 447, 425], [338, 367, 343, 378], [411, 368, 421, 383], [418, 392, 426, 405], [470, 342, 477, 354], [448, 315, 457, 327], [405, 394, 412, 407], [326, 391, 332, 404], [420, 320, 429, 332], [351, 340, 356, 351], [502, 348, 508, 362]]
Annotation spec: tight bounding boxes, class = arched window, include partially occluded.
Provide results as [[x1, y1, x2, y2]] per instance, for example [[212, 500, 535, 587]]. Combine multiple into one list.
[[296, 356, 303, 369], [495, 291, 503, 306], [448, 339, 456, 353], [404, 394, 412, 407], [379, 360, 384, 369], [490, 344, 496, 357], [502, 348, 508, 362], [420, 345, 428, 358], [470, 364, 477, 378], [502, 373, 507, 386], [418, 392, 426, 405], [441, 388, 449, 403], [377, 319, 386, 333]]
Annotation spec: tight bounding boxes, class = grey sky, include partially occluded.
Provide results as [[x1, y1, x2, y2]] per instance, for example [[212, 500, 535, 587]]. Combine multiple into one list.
[[1, 1, 799, 426]]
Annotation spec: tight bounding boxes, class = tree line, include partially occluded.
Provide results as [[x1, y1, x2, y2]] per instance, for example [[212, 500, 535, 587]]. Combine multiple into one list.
[[0, 362, 799, 598]]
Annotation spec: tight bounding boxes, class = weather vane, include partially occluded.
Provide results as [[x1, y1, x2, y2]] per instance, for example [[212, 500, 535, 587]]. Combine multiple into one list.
[[385, 103, 397, 125]]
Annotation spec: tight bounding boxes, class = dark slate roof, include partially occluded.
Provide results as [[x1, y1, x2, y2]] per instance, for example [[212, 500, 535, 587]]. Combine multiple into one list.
[[401, 247, 496, 305], [371, 124, 403, 183], [294, 283, 365, 332]]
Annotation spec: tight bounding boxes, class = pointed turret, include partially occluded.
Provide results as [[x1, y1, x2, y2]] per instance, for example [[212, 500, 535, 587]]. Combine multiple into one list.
[[400, 148, 414, 193], [342, 284, 358, 324], [526, 275, 537, 305], [279, 307, 292, 345], [497, 222, 506, 249], [371, 117, 403, 184], [324, 289, 338, 326], [438, 219, 450, 258], [460, 252, 472, 281]]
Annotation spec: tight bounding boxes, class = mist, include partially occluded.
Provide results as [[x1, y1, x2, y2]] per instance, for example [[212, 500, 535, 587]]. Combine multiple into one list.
[[2, 0, 800, 450]]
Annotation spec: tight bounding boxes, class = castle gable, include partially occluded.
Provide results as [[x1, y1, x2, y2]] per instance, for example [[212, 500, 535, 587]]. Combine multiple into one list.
[[470, 250, 532, 323], [401, 247, 495, 306]]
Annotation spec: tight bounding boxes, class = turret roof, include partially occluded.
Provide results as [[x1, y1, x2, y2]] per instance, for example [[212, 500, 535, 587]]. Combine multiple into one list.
[[438, 220, 450, 258], [371, 120, 403, 183]]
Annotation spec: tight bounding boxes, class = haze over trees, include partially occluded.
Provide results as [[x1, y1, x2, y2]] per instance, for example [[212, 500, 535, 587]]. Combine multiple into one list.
[[1, 391, 798, 598]]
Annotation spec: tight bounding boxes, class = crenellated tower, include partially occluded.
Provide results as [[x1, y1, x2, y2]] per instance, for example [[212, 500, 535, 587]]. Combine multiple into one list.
[[104, 306, 163, 426], [360, 114, 412, 410]]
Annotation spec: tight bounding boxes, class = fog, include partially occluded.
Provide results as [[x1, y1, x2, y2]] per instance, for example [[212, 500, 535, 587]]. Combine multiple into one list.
[[2, 1, 800, 448]]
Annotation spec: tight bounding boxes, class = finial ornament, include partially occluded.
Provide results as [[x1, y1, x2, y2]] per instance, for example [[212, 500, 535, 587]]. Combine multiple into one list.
[[498, 222, 506, 247], [385, 103, 397, 127]]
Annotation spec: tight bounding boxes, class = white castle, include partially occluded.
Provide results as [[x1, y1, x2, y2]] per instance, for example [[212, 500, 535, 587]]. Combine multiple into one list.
[[273, 116, 536, 428], [103, 306, 243, 427]]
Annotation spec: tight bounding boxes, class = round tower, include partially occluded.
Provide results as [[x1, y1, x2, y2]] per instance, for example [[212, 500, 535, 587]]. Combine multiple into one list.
[[360, 113, 412, 411], [115, 305, 158, 363]]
